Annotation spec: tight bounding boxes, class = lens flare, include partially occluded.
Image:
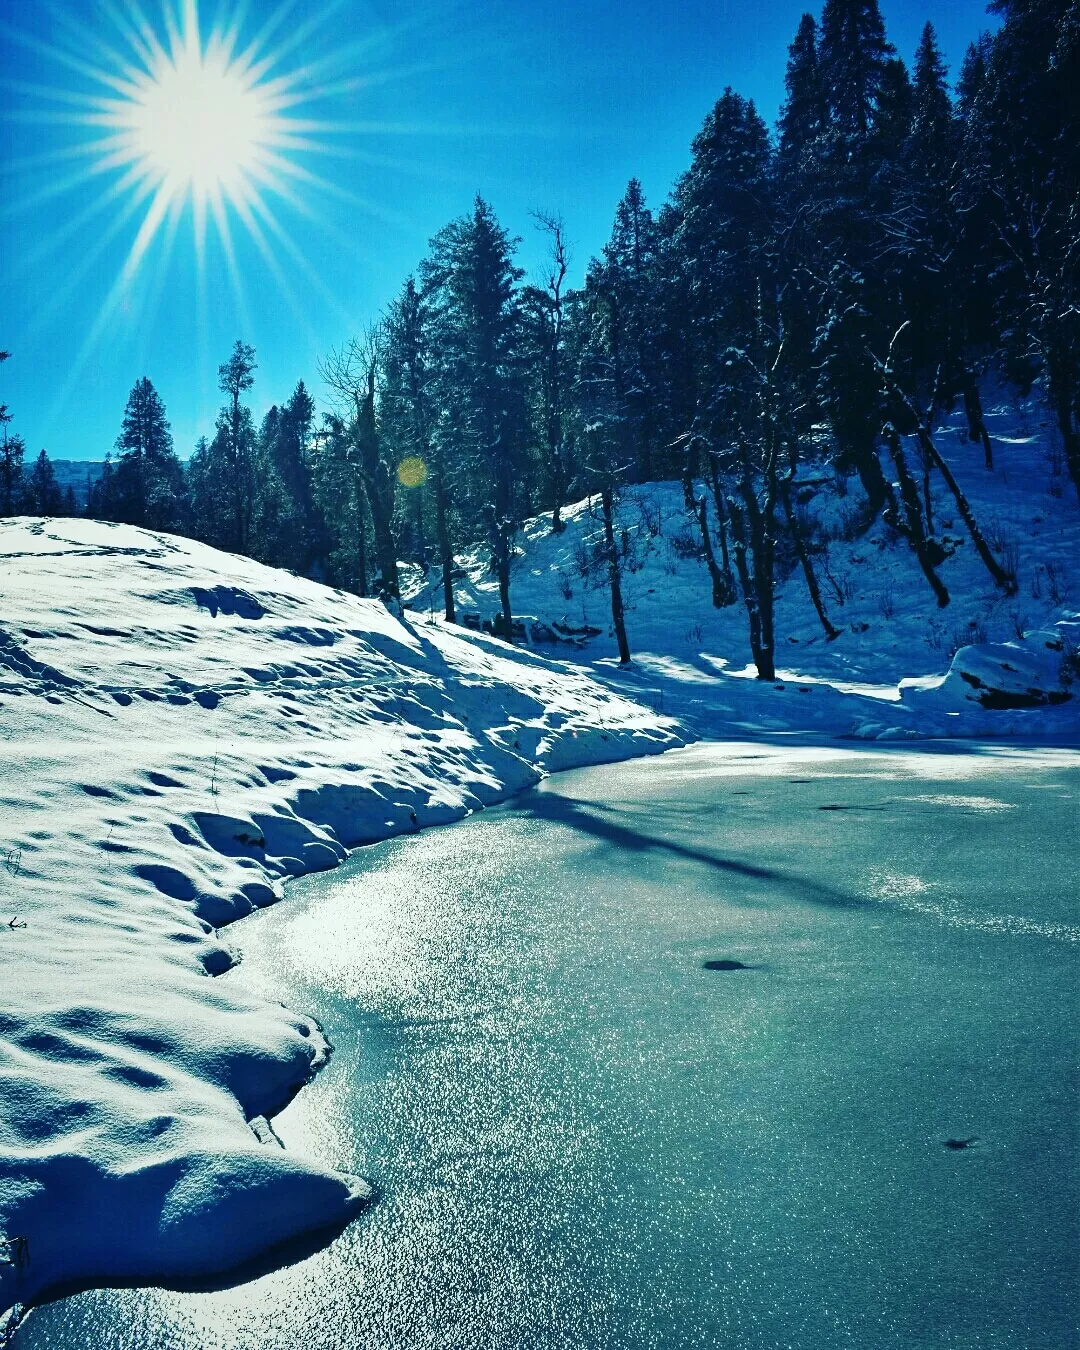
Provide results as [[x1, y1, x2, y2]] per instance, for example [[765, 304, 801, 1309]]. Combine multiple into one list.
[[397, 456, 429, 488]]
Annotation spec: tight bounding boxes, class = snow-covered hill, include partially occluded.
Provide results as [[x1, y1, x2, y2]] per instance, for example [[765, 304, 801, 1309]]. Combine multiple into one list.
[[408, 398, 1080, 741], [0, 517, 682, 1319]]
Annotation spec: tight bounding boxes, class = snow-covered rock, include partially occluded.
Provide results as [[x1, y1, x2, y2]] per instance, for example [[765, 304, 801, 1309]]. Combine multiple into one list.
[[900, 620, 1078, 715], [0, 517, 684, 1314]]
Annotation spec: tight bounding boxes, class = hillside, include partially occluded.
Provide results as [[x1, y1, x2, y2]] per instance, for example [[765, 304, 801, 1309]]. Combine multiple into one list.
[[408, 400, 1080, 741]]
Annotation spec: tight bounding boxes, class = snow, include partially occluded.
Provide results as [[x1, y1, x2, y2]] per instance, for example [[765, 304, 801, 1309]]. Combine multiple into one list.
[[0, 516, 682, 1317], [407, 395, 1080, 743]]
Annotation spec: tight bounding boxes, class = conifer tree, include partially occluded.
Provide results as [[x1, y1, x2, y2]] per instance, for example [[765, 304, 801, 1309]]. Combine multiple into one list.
[[973, 0, 1080, 495], [113, 377, 186, 531], [819, 0, 894, 141], [599, 180, 662, 479], [320, 336, 400, 603], [778, 14, 826, 180], [0, 419, 25, 516], [0, 351, 27, 517], [254, 382, 321, 572], [209, 341, 258, 552], [382, 276, 457, 618], [421, 197, 528, 637], [911, 22, 955, 182], [27, 448, 62, 515], [521, 211, 573, 530]]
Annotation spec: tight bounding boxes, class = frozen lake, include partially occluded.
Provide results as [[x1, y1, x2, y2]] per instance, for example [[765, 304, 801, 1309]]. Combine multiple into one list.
[[18, 741, 1080, 1349]]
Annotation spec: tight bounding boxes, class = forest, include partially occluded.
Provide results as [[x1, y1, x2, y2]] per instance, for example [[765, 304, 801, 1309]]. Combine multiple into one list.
[[2, 0, 1076, 681]]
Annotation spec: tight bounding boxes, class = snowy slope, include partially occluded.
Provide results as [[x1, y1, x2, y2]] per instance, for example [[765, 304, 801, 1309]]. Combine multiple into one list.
[[408, 397, 1080, 741], [0, 517, 683, 1317]]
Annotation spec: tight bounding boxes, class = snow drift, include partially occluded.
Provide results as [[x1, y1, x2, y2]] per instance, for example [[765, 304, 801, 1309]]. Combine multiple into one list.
[[0, 517, 683, 1315]]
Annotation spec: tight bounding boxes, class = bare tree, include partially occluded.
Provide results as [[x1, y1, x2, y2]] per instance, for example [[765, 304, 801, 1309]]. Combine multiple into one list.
[[525, 210, 572, 533], [320, 335, 401, 604]]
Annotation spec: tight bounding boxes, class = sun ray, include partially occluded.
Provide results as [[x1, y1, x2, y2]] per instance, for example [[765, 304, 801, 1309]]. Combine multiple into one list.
[[226, 185, 323, 345], [6, 0, 484, 417], [21, 166, 155, 279], [244, 191, 360, 332], [208, 186, 254, 338]]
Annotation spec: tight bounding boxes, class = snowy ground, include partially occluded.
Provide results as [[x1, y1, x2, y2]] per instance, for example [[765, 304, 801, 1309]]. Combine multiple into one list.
[[408, 398, 1080, 743], [0, 517, 682, 1319]]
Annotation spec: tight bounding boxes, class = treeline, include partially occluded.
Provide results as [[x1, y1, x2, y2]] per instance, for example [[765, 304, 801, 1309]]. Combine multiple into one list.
[[3, 0, 1076, 677]]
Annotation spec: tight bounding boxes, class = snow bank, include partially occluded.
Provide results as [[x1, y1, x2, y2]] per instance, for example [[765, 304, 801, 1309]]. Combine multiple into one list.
[[0, 517, 683, 1315]]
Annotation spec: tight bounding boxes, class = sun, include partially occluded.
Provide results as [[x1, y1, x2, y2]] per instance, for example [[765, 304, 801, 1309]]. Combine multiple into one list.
[[6, 0, 371, 395], [127, 35, 272, 202], [12, 0, 363, 326], [88, 0, 306, 267]]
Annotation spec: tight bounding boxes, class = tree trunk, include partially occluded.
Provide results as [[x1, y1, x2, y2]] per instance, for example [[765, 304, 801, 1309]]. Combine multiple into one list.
[[694, 492, 734, 609], [354, 375, 400, 601], [854, 441, 890, 517], [727, 499, 766, 675], [496, 536, 513, 642], [434, 473, 455, 624], [745, 471, 777, 683], [601, 486, 631, 664], [882, 426, 950, 607], [1049, 381, 1080, 504], [548, 430, 567, 534], [354, 478, 369, 598], [682, 440, 733, 608], [727, 466, 776, 682], [706, 460, 735, 588], [781, 481, 842, 639], [879, 361, 1016, 594], [913, 423, 1016, 593], [962, 374, 993, 471], [367, 488, 400, 602]]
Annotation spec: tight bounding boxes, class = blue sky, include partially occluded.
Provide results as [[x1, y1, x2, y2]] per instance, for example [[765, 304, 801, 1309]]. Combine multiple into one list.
[[2, 0, 998, 462]]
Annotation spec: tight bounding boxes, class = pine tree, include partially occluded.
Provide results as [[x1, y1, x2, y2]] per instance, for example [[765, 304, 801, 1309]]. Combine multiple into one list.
[[310, 413, 373, 595], [253, 382, 322, 573], [873, 56, 913, 161], [911, 23, 955, 182], [819, 0, 894, 142], [113, 377, 187, 531], [208, 341, 258, 553], [319, 336, 400, 603], [382, 276, 457, 618], [0, 351, 27, 517], [421, 197, 528, 637], [521, 211, 573, 530], [598, 180, 663, 479], [972, 0, 1080, 495], [778, 14, 826, 180], [28, 449, 62, 515], [0, 423, 25, 516], [87, 454, 117, 521]]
